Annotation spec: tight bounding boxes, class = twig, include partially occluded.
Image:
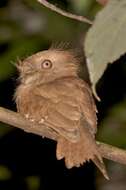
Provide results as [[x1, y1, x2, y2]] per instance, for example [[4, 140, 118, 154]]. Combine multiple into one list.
[[97, 142, 126, 165], [0, 106, 126, 166], [37, 0, 93, 25]]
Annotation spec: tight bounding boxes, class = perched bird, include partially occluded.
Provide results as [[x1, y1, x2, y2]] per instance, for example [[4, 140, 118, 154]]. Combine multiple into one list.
[[15, 48, 108, 179]]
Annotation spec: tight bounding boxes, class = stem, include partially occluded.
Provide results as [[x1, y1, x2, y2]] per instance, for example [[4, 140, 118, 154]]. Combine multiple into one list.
[[37, 0, 93, 25], [97, 142, 126, 165]]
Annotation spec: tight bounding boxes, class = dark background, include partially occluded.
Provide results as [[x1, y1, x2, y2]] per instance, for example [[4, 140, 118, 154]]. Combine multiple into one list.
[[0, 0, 126, 190]]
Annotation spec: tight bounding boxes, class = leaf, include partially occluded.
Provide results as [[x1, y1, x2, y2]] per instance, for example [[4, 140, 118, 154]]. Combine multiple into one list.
[[0, 165, 12, 180], [25, 176, 40, 190], [0, 123, 13, 138], [85, 0, 126, 99], [71, 0, 95, 14]]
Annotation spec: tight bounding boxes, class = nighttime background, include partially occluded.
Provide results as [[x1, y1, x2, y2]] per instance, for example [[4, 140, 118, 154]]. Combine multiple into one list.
[[0, 0, 126, 190]]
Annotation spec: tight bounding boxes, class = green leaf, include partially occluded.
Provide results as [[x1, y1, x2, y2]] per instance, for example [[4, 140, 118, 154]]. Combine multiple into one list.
[[0, 165, 12, 180], [25, 176, 40, 190], [85, 0, 126, 98], [0, 123, 13, 138], [71, 0, 95, 14]]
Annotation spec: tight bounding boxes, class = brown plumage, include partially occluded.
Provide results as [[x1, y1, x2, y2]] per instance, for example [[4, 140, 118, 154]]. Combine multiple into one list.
[[15, 48, 108, 179]]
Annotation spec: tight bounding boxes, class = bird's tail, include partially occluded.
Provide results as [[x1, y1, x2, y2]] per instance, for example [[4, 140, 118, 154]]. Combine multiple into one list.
[[56, 135, 109, 180], [92, 154, 109, 180]]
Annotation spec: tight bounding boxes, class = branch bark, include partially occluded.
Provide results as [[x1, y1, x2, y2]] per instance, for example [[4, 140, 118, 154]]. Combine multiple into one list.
[[0, 106, 126, 166], [37, 0, 93, 25], [97, 142, 126, 165], [0, 107, 58, 141]]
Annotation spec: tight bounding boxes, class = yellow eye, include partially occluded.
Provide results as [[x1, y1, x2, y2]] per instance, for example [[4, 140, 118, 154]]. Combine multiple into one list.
[[41, 59, 52, 69]]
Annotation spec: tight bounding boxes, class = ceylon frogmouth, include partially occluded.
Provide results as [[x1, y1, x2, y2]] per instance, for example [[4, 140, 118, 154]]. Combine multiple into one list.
[[15, 48, 108, 179]]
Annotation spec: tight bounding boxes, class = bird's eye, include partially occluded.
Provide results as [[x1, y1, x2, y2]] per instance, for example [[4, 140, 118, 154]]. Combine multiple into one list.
[[41, 59, 52, 69]]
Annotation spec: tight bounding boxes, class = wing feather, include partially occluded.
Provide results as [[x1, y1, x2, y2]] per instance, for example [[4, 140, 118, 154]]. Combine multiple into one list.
[[34, 77, 97, 142]]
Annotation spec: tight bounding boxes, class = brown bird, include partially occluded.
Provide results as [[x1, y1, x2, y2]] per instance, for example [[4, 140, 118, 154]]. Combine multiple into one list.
[[15, 48, 108, 179]]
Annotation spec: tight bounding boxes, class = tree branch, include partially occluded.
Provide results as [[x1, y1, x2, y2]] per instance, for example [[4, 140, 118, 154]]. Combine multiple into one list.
[[37, 0, 93, 25], [0, 106, 126, 166], [0, 107, 58, 141], [97, 142, 126, 165]]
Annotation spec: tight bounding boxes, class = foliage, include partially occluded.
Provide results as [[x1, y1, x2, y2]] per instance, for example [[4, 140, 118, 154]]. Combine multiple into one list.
[[25, 176, 40, 190], [85, 0, 126, 97], [0, 165, 11, 180]]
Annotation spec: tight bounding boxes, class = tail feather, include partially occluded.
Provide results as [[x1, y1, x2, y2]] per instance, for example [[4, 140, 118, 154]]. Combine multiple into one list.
[[56, 136, 109, 179], [93, 155, 109, 180]]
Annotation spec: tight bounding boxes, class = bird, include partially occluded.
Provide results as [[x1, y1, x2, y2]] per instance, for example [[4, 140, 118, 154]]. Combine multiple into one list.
[[15, 47, 108, 179]]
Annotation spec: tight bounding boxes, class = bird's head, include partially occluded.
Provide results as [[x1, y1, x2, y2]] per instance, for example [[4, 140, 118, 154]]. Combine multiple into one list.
[[17, 49, 80, 85]]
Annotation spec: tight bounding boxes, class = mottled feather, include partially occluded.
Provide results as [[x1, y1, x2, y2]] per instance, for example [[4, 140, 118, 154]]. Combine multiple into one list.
[[15, 48, 108, 179]]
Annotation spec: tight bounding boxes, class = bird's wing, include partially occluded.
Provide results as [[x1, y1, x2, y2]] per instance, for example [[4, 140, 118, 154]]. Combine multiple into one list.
[[34, 78, 97, 142], [75, 79, 97, 135], [56, 77, 97, 135]]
